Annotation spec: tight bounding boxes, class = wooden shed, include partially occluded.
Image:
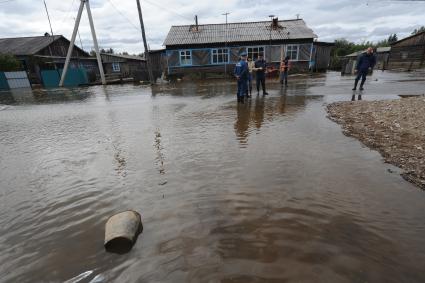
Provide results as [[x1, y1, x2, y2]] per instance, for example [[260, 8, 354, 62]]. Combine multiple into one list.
[[388, 31, 425, 70]]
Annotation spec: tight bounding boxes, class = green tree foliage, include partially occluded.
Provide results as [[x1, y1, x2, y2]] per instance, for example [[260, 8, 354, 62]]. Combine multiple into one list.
[[0, 53, 22, 71], [388, 34, 398, 43], [411, 26, 425, 35]]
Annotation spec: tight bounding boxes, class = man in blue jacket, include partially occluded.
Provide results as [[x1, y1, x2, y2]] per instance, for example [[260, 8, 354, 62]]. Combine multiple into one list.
[[234, 52, 249, 103], [353, 47, 376, 91]]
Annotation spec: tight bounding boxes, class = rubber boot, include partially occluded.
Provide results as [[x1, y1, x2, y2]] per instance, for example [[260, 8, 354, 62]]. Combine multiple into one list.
[[360, 78, 366, 91], [352, 79, 359, 91]]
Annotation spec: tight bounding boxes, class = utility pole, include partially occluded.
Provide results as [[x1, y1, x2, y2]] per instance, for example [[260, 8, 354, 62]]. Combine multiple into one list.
[[60, 0, 105, 87], [268, 15, 275, 63], [222, 12, 230, 78], [136, 0, 155, 84]]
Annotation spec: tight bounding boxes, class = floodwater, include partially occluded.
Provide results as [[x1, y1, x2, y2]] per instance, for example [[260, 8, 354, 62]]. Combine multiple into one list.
[[0, 71, 424, 283]]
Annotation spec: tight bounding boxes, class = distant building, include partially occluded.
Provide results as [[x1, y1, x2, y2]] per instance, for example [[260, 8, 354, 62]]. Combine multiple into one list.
[[163, 18, 331, 78], [0, 35, 98, 85], [100, 53, 146, 82], [388, 31, 425, 71]]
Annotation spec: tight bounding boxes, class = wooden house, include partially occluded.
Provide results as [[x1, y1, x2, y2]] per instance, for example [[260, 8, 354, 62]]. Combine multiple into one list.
[[163, 18, 319, 78], [0, 35, 98, 85], [388, 31, 425, 70], [100, 53, 146, 82]]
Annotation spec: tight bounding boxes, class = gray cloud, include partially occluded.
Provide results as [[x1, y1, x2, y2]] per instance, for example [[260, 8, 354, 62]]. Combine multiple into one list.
[[0, 0, 424, 54]]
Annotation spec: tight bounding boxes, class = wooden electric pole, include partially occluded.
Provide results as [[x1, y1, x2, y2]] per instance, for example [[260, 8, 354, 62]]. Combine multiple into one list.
[[136, 0, 155, 84]]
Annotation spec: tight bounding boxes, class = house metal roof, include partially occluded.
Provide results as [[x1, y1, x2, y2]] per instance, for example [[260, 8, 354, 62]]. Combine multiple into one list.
[[0, 35, 90, 57], [101, 53, 146, 61], [0, 35, 63, 55], [163, 19, 317, 46]]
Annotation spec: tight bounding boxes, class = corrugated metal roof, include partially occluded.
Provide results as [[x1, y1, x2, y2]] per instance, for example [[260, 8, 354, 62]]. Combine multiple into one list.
[[0, 35, 62, 55], [101, 53, 145, 61], [163, 19, 317, 46]]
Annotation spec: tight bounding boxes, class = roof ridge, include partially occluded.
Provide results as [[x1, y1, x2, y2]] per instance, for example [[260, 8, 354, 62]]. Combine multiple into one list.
[[0, 35, 62, 40], [170, 19, 303, 28]]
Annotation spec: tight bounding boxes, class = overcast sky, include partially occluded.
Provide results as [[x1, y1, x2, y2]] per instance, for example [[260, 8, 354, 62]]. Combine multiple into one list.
[[0, 0, 424, 54]]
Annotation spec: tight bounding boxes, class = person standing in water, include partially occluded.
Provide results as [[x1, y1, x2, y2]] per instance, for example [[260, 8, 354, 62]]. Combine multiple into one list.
[[352, 47, 376, 91], [280, 56, 290, 87], [254, 54, 268, 95], [234, 52, 249, 103], [246, 57, 255, 98]]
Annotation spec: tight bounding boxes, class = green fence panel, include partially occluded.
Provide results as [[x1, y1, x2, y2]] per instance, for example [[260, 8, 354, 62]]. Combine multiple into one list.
[[41, 68, 89, 88], [0, 72, 9, 90]]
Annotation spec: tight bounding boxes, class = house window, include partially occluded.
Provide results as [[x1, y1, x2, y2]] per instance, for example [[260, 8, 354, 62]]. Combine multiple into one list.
[[286, 45, 299, 60], [212, 48, 229, 64], [247, 47, 265, 60], [112, 62, 120, 72], [180, 50, 192, 65]]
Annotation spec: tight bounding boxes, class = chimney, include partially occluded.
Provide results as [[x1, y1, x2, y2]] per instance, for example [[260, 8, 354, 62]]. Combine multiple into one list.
[[195, 15, 198, 31], [272, 17, 279, 29]]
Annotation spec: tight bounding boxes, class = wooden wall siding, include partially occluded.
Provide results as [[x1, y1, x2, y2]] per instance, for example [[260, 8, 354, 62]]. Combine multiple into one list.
[[269, 46, 282, 62], [167, 50, 180, 67], [388, 45, 425, 70], [230, 47, 245, 62], [312, 45, 332, 71], [192, 50, 210, 65], [38, 38, 87, 58], [392, 32, 425, 47], [299, 44, 311, 61]]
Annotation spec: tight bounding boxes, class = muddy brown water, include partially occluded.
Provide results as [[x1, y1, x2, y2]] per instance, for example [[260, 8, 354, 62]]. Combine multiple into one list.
[[0, 72, 424, 283]]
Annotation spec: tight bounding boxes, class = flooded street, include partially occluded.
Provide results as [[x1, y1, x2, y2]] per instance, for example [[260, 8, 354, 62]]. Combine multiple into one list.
[[1, 71, 425, 282]]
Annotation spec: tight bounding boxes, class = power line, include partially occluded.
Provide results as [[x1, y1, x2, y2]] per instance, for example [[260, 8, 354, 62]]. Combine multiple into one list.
[[107, 0, 156, 43], [142, 0, 193, 22], [0, 0, 17, 4]]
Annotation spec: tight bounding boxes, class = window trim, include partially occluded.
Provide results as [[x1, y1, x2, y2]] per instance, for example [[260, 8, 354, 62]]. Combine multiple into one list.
[[179, 49, 192, 66], [112, 62, 120, 72], [286, 44, 299, 61], [246, 46, 265, 61], [211, 48, 229, 64]]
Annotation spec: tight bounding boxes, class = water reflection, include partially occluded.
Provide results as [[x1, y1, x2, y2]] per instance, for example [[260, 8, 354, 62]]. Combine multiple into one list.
[[0, 87, 92, 105], [351, 93, 362, 101], [234, 91, 311, 147]]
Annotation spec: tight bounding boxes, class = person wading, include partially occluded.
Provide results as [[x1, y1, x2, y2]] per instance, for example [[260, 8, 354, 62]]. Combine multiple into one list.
[[254, 54, 269, 95], [234, 52, 249, 103], [280, 56, 290, 87], [352, 47, 376, 91]]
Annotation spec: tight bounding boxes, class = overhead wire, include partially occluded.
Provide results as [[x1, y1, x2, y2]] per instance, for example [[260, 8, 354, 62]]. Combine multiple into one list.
[[0, 0, 17, 4]]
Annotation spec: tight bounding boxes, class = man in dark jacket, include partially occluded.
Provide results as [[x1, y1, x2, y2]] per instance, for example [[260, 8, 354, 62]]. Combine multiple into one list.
[[353, 47, 376, 91], [234, 52, 249, 103], [254, 54, 269, 95]]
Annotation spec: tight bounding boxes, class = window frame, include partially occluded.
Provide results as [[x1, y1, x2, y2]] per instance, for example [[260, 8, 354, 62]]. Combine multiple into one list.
[[112, 62, 120, 72], [179, 50, 192, 66], [211, 48, 229, 64], [247, 46, 265, 61], [286, 45, 299, 61]]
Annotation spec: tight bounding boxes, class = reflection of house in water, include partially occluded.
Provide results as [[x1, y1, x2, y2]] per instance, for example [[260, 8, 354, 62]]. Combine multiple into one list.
[[234, 93, 313, 146]]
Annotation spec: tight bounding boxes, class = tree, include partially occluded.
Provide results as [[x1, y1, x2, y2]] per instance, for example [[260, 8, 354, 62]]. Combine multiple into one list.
[[0, 53, 22, 72], [388, 34, 398, 43], [412, 26, 425, 35]]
